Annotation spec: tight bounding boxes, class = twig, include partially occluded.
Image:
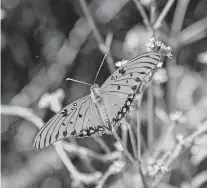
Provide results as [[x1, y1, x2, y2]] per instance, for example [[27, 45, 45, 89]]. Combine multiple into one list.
[[170, 0, 190, 37], [92, 136, 111, 153], [112, 130, 136, 165], [150, 0, 156, 25], [127, 121, 138, 159], [153, 0, 175, 29], [1, 105, 102, 184], [54, 142, 102, 184], [96, 169, 113, 188], [96, 160, 125, 188], [121, 122, 128, 149], [132, 0, 152, 32], [147, 1, 157, 150], [178, 17, 207, 45], [62, 141, 121, 162], [154, 121, 207, 186], [137, 93, 143, 161], [147, 85, 154, 149], [111, 130, 149, 188], [79, 0, 115, 73], [166, 0, 190, 113]]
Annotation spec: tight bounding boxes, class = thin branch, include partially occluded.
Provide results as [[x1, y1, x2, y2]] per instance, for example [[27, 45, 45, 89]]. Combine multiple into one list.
[[154, 121, 207, 186], [62, 141, 121, 162], [54, 142, 102, 184], [1, 105, 102, 184], [112, 130, 136, 165], [150, 0, 156, 25], [170, 0, 190, 37], [153, 0, 175, 29], [111, 130, 149, 188], [147, 0, 157, 149], [132, 0, 152, 32], [147, 85, 154, 149], [127, 122, 138, 159], [166, 0, 190, 113], [121, 122, 128, 149], [178, 17, 207, 45], [79, 0, 115, 73], [137, 93, 143, 161], [92, 136, 111, 153]]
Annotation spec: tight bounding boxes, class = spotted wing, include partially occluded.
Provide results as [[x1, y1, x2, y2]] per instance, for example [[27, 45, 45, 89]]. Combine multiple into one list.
[[101, 52, 160, 125], [33, 95, 106, 149]]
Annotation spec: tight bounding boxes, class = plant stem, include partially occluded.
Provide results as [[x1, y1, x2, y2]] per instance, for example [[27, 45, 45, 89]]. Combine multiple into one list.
[[79, 0, 115, 73], [166, 0, 190, 113], [121, 123, 128, 148], [153, 0, 175, 29], [137, 93, 143, 161], [111, 130, 149, 188], [147, 84, 154, 149], [127, 122, 138, 159], [132, 0, 152, 32], [92, 136, 111, 153]]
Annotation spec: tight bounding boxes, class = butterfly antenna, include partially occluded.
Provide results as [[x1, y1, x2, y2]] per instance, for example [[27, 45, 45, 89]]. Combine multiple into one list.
[[66, 78, 92, 86], [94, 54, 108, 84]]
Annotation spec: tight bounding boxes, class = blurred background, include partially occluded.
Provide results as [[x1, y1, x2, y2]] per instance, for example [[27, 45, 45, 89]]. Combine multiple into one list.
[[1, 0, 207, 188]]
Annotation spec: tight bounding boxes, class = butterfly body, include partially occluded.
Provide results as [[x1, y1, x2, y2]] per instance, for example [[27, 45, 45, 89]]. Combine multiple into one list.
[[90, 84, 112, 131], [33, 52, 161, 149]]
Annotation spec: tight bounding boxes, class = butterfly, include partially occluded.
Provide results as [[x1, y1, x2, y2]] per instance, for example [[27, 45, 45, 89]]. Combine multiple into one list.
[[33, 52, 161, 149]]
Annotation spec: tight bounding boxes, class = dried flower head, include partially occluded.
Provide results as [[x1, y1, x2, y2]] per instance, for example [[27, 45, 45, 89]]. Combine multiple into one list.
[[145, 38, 173, 59], [153, 68, 168, 83], [147, 163, 169, 178], [115, 59, 129, 67], [38, 88, 65, 113], [170, 111, 187, 124], [109, 160, 125, 173]]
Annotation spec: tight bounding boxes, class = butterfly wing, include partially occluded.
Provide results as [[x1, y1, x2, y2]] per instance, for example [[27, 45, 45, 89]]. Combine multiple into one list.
[[33, 95, 106, 149], [101, 52, 160, 125]]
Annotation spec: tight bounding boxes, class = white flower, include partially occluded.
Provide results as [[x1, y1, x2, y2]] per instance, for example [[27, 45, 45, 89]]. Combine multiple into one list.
[[109, 160, 125, 173], [38, 88, 65, 113], [115, 60, 129, 67], [170, 111, 187, 123], [153, 68, 168, 83], [145, 37, 173, 59]]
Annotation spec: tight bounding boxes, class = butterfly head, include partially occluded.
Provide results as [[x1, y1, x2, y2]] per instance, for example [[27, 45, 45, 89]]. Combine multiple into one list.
[[90, 84, 102, 103]]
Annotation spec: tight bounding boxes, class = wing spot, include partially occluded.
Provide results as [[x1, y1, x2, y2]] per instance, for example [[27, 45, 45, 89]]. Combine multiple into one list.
[[71, 130, 77, 136], [118, 85, 121, 90], [135, 77, 141, 82], [132, 85, 137, 91], [78, 114, 83, 118], [73, 103, 77, 106], [61, 109, 68, 117], [70, 121, 73, 124], [71, 107, 75, 110], [119, 68, 126, 75], [139, 71, 146, 74], [130, 73, 133, 76], [63, 131, 67, 137]]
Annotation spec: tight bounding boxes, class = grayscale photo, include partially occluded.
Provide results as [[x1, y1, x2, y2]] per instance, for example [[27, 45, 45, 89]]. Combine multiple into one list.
[[1, 0, 207, 188]]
